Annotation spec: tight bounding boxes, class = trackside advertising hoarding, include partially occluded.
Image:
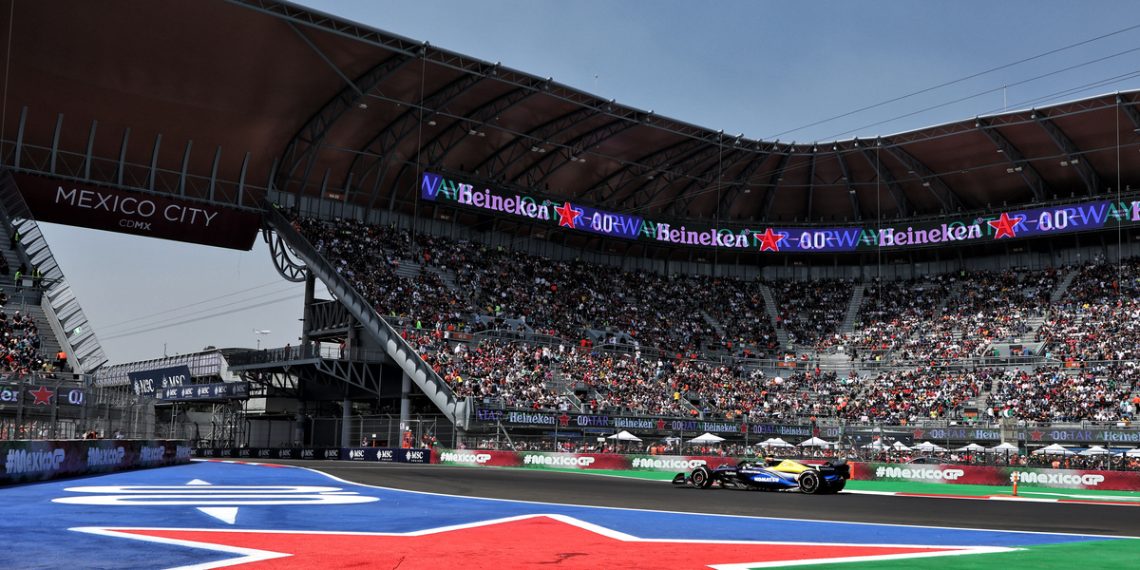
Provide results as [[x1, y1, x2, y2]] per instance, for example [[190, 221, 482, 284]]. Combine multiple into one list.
[[852, 462, 1140, 492], [433, 450, 740, 472], [193, 448, 431, 463], [15, 174, 260, 250], [1, 439, 191, 485], [433, 451, 1140, 491]]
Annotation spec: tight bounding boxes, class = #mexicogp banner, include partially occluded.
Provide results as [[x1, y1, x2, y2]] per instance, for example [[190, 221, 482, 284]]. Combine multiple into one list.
[[433, 450, 740, 472], [432, 451, 1140, 491], [1, 439, 192, 484], [851, 462, 1140, 492]]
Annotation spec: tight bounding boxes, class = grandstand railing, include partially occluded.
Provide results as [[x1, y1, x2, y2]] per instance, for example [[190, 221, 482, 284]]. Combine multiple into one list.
[[261, 202, 470, 428], [0, 169, 108, 373], [226, 344, 393, 366]]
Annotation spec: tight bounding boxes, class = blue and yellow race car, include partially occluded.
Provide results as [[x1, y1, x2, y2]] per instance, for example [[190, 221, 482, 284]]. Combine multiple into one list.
[[672, 458, 849, 494]]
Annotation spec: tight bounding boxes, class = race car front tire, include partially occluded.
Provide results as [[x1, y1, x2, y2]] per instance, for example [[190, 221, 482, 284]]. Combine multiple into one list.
[[798, 471, 821, 494], [691, 466, 713, 489]]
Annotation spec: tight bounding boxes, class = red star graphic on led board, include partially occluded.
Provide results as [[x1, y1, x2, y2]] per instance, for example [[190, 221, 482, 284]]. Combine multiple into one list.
[[756, 228, 785, 252], [77, 514, 1006, 569], [554, 202, 583, 228], [30, 386, 54, 405], [987, 212, 1021, 239]]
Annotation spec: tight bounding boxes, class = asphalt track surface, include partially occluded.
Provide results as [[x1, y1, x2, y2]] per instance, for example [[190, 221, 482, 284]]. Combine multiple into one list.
[[269, 461, 1140, 537]]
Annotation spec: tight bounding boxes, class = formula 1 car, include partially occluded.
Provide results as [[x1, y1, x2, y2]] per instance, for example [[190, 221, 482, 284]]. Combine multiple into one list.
[[672, 458, 849, 494]]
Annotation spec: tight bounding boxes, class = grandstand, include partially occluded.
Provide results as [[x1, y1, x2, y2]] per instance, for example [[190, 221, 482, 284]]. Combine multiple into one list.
[[1, 1, 1140, 465]]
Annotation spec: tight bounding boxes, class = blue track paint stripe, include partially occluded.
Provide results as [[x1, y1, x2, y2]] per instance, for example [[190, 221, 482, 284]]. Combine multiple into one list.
[[193, 462, 1122, 547], [0, 459, 1125, 570]]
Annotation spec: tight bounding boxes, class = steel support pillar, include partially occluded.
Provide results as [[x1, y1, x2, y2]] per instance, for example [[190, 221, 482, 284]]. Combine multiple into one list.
[[301, 270, 315, 348], [340, 398, 352, 447], [400, 372, 411, 434]]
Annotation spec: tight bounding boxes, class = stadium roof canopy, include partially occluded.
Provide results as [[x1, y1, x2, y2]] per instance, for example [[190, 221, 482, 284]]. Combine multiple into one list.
[[4, 0, 1140, 254]]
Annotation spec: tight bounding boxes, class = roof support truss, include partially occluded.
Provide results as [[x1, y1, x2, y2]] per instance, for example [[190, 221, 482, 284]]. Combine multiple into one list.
[[881, 142, 962, 211], [422, 86, 539, 168], [860, 148, 910, 217], [1117, 93, 1140, 131], [512, 117, 641, 188], [975, 118, 1046, 202], [275, 53, 413, 194], [805, 152, 817, 219], [670, 147, 745, 216], [627, 143, 725, 212], [474, 106, 596, 181], [1034, 112, 1102, 196], [346, 68, 492, 205], [589, 138, 704, 206], [759, 152, 791, 222], [835, 150, 861, 221], [716, 150, 774, 220]]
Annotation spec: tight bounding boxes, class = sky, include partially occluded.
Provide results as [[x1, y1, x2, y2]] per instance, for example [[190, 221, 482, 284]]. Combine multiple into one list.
[[38, 1, 1140, 366]]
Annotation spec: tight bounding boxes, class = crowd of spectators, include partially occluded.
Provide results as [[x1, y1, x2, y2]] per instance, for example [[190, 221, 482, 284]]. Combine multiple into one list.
[[0, 301, 49, 375], [294, 215, 1140, 426], [770, 279, 852, 347], [1038, 257, 1140, 362], [987, 364, 1138, 422]]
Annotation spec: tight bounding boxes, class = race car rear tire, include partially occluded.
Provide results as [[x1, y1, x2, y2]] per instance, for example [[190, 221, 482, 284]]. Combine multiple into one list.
[[828, 480, 846, 494], [691, 466, 713, 489], [799, 471, 821, 494]]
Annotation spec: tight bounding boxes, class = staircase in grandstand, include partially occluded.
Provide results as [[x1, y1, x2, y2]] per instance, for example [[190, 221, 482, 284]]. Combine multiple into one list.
[[428, 265, 461, 294], [839, 283, 865, 334], [548, 364, 585, 413], [1050, 268, 1081, 303], [0, 170, 108, 373], [756, 282, 789, 347], [699, 309, 728, 345], [260, 202, 469, 428], [393, 258, 424, 280]]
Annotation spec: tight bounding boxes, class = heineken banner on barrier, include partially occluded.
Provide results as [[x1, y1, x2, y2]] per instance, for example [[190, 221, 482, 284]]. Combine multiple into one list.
[[422, 171, 1140, 253], [1, 439, 191, 484], [851, 462, 1140, 492], [474, 408, 1140, 444]]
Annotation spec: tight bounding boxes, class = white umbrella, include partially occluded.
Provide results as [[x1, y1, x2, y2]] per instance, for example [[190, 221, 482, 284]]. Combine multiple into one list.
[[892, 441, 911, 451], [1079, 445, 1110, 456], [606, 430, 642, 442], [914, 441, 946, 452], [956, 443, 986, 452], [1032, 443, 1075, 456], [760, 437, 794, 448], [989, 442, 1019, 453], [798, 437, 831, 448], [862, 439, 887, 449], [1119, 448, 1140, 457], [688, 432, 726, 445]]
